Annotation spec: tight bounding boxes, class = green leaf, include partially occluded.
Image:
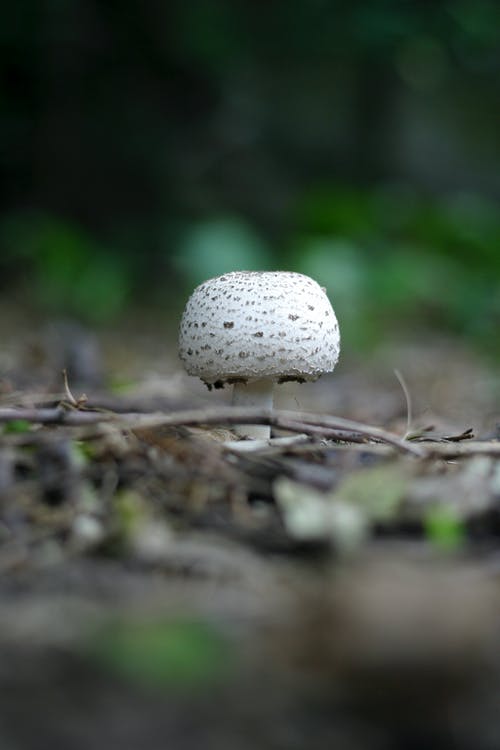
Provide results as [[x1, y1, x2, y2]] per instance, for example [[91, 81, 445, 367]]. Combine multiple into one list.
[[334, 462, 410, 522], [90, 619, 231, 691], [424, 505, 466, 551], [172, 217, 270, 286], [3, 419, 31, 434], [274, 477, 367, 553]]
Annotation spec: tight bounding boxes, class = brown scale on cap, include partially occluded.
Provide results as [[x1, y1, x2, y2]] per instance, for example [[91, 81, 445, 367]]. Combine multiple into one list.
[[178, 271, 340, 388]]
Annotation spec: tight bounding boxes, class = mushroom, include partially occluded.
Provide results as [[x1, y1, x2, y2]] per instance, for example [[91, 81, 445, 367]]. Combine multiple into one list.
[[178, 271, 340, 439]]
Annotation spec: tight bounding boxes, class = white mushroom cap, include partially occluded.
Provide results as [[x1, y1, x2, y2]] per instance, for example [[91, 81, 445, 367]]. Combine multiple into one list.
[[178, 271, 340, 387]]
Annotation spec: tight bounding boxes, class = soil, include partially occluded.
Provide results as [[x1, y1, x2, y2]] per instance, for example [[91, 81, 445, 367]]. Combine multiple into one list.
[[0, 316, 499, 750]]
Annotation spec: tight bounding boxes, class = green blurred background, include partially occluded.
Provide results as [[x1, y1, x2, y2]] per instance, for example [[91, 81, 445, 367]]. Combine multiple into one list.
[[1, 0, 499, 354]]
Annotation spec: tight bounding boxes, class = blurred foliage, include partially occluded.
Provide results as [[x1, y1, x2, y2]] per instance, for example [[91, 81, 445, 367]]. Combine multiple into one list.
[[172, 217, 272, 283], [89, 618, 231, 691], [1, 186, 498, 352], [0, 213, 131, 323], [0, 0, 498, 349], [424, 505, 466, 551], [2, 419, 31, 435], [291, 185, 500, 349]]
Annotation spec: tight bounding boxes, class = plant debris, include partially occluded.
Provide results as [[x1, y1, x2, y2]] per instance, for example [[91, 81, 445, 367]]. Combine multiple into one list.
[[0, 351, 499, 750]]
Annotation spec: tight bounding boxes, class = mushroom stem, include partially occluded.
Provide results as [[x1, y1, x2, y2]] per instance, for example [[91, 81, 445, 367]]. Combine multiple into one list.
[[231, 379, 273, 439]]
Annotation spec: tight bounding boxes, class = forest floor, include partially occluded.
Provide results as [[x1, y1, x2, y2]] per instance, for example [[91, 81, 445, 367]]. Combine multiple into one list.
[[0, 312, 499, 750]]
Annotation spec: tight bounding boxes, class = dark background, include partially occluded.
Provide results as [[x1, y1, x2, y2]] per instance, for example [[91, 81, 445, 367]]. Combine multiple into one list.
[[1, 0, 499, 352]]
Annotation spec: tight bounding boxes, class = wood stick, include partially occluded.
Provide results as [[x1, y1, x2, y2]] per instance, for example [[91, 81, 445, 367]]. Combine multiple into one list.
[[2, 404, 498, 457], [0, 404, 424, 455]]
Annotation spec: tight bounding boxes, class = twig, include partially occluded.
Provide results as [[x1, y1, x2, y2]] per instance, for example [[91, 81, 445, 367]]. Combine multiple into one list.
[[63, 369, 77, 407], [1, 404, 497, 457], [416, 441, 500, 458], [132, 407, 425, 457], [0, 404, 422, 454], [12, 404, 497, 458], [394, 368, 412, 439], [0, 406, 106, 425]]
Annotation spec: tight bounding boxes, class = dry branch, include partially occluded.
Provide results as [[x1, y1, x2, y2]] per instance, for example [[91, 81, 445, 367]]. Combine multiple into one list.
[[1, 404, 497, 458], [0, 406, 107, 425], [416, 441, 500, 458], [0, 404, 424, 455]]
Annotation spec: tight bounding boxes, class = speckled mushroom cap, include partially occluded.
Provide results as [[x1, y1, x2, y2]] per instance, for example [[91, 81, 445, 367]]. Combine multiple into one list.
[[178, 271, 340, 387]]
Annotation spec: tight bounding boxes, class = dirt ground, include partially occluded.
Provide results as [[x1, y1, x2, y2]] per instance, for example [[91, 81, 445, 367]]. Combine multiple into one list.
[[0, 312, 499, 750]]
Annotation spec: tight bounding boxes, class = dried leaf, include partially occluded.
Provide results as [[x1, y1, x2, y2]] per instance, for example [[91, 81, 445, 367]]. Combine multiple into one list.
[[333, 461, 411, 522], [274, 477, 367, 552]]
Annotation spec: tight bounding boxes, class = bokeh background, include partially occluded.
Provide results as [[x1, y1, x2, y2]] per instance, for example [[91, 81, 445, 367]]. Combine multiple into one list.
[[1, 0, 499, 358], [1, 8, 500, 748]]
